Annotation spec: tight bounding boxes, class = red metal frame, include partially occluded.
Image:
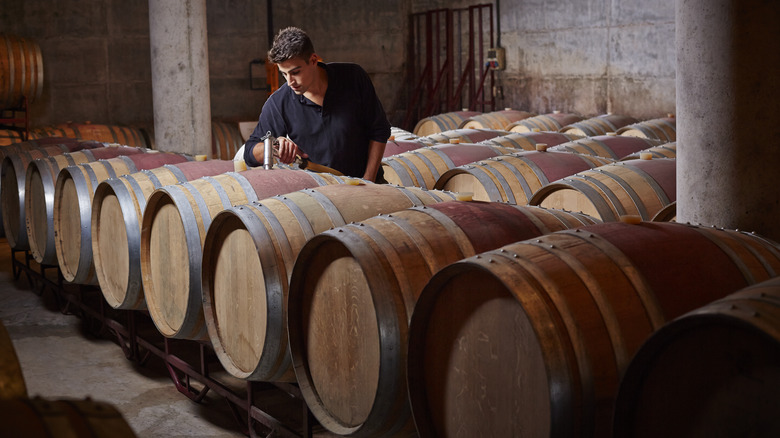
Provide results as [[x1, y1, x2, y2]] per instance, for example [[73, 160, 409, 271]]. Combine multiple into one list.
[[403, 4, 495, 131]]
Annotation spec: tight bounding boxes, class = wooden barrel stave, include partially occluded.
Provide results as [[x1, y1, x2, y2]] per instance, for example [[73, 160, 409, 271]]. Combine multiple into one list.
[[613, 276, 780, 437], [92, 160, 236, 310], [616, 117, 677, 142], [54, 152, 191, 285], [549, 135, 664, 161], [140, 168, 346, 341], [413, 111, 481, 136], [435, 151, 612, 203], [559, 114, 639, 137], [22, 147, 148, 262], [406, 221, 780, 437], [382, 143, 515, 189], [479, 131, 583, 151], [286, 201, 598, 436], [459, 109, 535, 130], [507, 112, 584, 133], [0, 34, 44, 109], [201, 184, 458, 383], [529, 158, 676, 222]]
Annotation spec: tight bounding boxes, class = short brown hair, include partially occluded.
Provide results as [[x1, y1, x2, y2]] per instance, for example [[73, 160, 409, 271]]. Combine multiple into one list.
[[268, 27, 315, 63]]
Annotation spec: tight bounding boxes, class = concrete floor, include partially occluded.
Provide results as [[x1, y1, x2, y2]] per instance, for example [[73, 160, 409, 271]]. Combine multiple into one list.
[[0, 237, 318, 437]]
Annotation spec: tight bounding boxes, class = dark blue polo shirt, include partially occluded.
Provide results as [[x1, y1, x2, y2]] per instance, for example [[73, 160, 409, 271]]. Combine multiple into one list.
[[244, 62, 391, 178]]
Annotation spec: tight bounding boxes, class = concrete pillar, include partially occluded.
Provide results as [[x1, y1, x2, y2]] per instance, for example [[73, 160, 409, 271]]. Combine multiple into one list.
[[676, 0, 780, 242], [148, 0, 211, 156]]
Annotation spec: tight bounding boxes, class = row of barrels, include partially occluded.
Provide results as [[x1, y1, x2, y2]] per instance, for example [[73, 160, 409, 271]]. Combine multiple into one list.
[[3, 131, 780, 437], [412, 109, 677, 143], [382, 127, 678, 222], [0, 121, 245, 161]]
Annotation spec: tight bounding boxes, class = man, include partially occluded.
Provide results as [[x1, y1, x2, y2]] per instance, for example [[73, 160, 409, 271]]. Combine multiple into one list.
[[244, 27, 390, 182]]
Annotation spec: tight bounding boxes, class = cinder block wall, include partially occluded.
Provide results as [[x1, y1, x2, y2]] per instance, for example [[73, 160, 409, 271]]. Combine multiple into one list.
[[1, 0, 675, 142]]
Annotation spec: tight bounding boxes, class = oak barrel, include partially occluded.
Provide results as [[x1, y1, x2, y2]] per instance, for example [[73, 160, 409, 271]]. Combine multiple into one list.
[[0, 129, 25, 146], [0, 139, 102, 239], [211, 120, 244, 160], [31, 123, 149, 148], [141, 168, 346, 341], [613, 276, 780, 437], [0, 397, 137, 437], [92, 160, 237, 310], [413, 111, 480, 136], [548, 134, 665, 160], [23, 146, 148, 262], [507, 112, 584, 133], [201, 184, 457, 383], [407, 221, 780, 437], [0, 33, 43, 109], [459, 109, 535, 130], [479, 131, 583, 151], [616, 116, 677, 142], [434, 150, 612, 203], [286, 201, 598, 436], [529, 157, 676, 222], [559, 113, 639, 137], [54, 152, 192, 285], [620, 142, 677, 161], [417, 128, 509, 146], [381, 143, 515, 189]]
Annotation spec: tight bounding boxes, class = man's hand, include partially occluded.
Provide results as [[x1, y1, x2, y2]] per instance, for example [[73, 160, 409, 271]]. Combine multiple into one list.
[[275, 136, 308, 164]]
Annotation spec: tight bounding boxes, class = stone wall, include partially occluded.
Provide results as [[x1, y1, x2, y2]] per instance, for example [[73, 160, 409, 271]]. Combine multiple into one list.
[[1, 0, 676, 145]]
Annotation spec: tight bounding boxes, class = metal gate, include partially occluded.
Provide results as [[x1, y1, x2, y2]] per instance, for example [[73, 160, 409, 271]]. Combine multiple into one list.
[[403, 4, 496, 131]]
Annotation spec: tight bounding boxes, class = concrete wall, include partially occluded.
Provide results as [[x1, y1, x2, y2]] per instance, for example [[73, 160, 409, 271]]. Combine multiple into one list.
[[2, 0, 676, 143], [1, 0, 271, 135], [497, 0, 675, 119]]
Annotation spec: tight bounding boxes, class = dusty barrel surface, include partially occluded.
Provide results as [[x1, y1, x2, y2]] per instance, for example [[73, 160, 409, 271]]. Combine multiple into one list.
[[93, 160, 236, 310], [530, 157, 676, 222], [286, 201, 598, 437], [459, 109, 535, 130], [548, 134, 665, 160], [479, 131, 583, 151], [381, 143, 515, 189], [23, 146, 148, 262], [406, 221, 780, 438], [141, 168, 345, 341], [507, 112, 584, 133], [201, 184, 457, 383], [0, 139, 103, 239], [413, 111, 481, 136], [559, 113, 639, 137], [0, 397, 138, 437], [620, 142, 677, 161], [0, 33, 44, 109], [616, 116, 677, 142], [614, 276, 780, 437], [54, 152, 192, 285], [434, 150, 612, 203]]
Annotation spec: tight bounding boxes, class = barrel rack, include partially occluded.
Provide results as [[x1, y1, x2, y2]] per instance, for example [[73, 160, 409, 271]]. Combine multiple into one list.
[[9, 246, 315, 438]]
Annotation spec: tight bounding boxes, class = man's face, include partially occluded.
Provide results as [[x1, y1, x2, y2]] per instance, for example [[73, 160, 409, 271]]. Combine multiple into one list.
[[277, 53, 319, 95]]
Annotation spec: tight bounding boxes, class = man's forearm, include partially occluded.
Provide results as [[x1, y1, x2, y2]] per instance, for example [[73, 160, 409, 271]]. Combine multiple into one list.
[[363, 140, 386, 182]]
